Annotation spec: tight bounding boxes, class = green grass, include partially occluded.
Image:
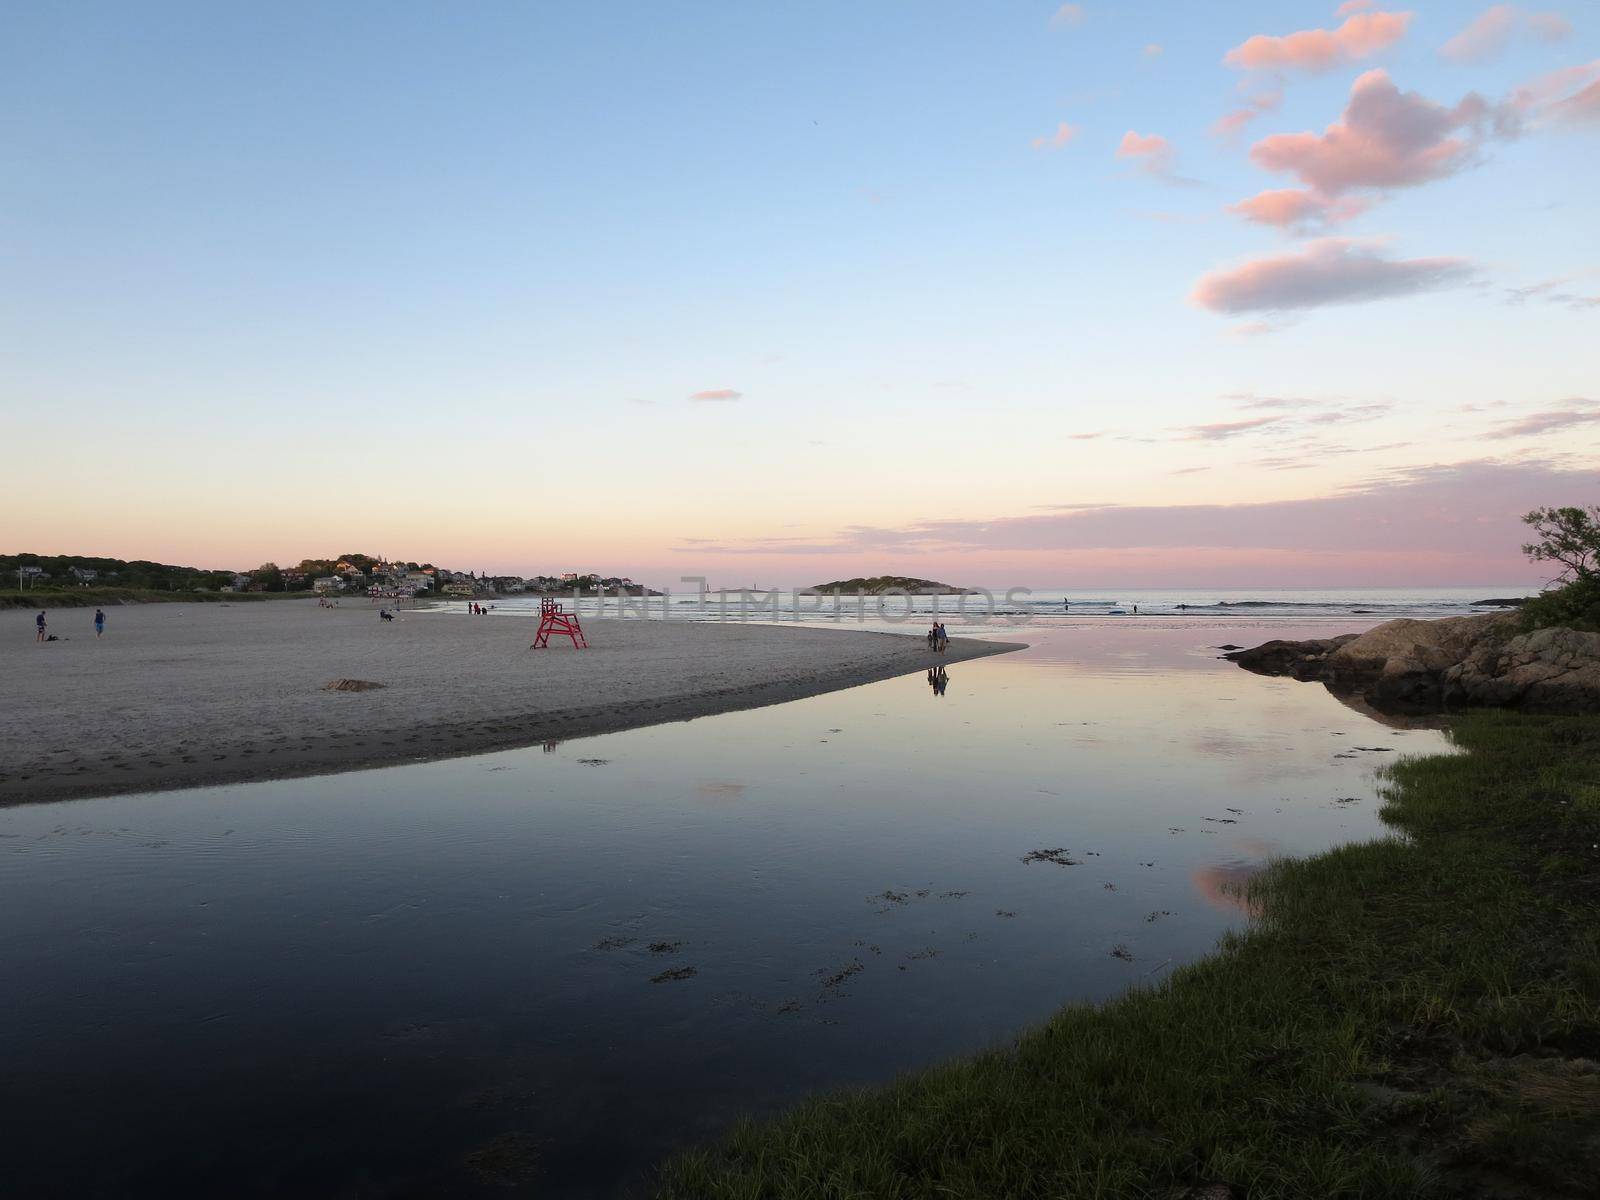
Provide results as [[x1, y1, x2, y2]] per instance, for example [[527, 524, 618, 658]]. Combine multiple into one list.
[[0, 587, 303, 609], [657, 711, 1600, 1199]]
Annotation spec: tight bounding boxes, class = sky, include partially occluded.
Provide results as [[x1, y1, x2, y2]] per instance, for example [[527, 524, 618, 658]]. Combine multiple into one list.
[[2, 1, 1596, 587]]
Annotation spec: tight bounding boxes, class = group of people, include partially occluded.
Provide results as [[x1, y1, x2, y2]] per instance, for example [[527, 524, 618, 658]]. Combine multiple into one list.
[[469, 601, 495, 615], [33, 609, 106, 642], [925, 621, 949, 652]]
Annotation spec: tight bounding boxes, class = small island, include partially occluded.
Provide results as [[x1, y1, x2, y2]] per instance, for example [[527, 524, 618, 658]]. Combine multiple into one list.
[[810, 576, 967, 595]]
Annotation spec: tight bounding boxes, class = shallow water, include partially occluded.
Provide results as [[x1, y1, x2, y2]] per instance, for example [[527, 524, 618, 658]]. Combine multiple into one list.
[[0, 622, 1446, 1198]]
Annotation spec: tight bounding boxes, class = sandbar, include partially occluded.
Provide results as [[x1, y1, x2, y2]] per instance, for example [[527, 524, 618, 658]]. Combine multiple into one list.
[[1, 601, 1022, 805]]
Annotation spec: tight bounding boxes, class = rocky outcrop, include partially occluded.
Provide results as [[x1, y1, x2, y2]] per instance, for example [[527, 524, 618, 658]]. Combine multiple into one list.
[[1223, 634, 1357, 679], [1443, 626, 1600, 713], [1225, 612, 1600, 714]]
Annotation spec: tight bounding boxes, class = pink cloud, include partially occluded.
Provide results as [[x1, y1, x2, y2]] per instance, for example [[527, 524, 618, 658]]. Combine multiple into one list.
[[1117, 130, 1189, 182], [1249, 70, 1504, 196], [1191, 238, 1474, 314], [1066, 431, 1105, 440], [1503, 59, 1600, 130], [1144, 43, 1164, 58], [688, 388, 743, 402], [1118, 130, 1170, 161], [1212, 87, 1284, 138], [1441, 6, 1572, 64], [1176, 416, 1288, 440], [680, 461, 1590, 585], [1228, 187, 1372, 231], [1224, 10, 1413, 73], [1031, 121, 1080, 150], [1050, 4, 1085, 28], [1335, 0, 1377, 14], [1229, 321, 1280, 338], [1487, 400, 1600, 437]]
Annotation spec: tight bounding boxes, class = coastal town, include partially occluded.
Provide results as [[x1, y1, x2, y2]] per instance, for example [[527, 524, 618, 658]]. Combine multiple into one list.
[[1, 552, 645, 604]]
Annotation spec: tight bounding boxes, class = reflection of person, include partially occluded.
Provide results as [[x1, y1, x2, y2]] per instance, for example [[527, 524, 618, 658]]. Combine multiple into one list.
[[927, 665, 948, 696]]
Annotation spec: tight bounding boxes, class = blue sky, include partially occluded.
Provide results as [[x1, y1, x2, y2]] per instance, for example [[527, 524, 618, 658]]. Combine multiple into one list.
[[3, 2, 1596, 583]]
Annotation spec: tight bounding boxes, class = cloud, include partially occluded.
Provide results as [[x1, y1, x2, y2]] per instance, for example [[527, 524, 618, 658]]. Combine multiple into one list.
[[1510, 59, 1600, 126], [1487, 399, 1600, 437], [1213, 87, 1284, 139], [1144, 43, 1164, 58], [1249, 70, 1507, 197], [1440, 6, 1572, 64], [1336, 0, 1376, 14], [1229, 393, 1324, 409], [1224, 10, 1413, 73], [1175, 416, 1288, 440], [1228, 320, 1281, 337], [1303, 401, 1395, 424], [1050, 3, 1085, 28], [1117, 130, 1193, 183], [682, 460, 1592, 583], [1504, 274, 1600, 309], [688, 388, 743, 402], [1066, 431, 1106, 440], [1031, 121, 1080, 150], [1192, 237, 1474, 314], [1228, 187, 1372, 231]]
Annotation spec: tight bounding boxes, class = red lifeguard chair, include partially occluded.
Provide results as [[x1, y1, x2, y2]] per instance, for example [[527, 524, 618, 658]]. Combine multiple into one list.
[[532, 598, 588, 649]]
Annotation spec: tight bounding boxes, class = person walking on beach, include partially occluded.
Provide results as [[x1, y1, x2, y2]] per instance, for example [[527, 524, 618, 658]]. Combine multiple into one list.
[[35, 611, 47, 642], [93, 608, 106, 638], [936, 622, 949, 653], [927, 623, 937, 650]]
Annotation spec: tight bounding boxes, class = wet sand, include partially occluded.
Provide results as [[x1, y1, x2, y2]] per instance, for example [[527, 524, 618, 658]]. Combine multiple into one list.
[[2, 601, 1021, 805]]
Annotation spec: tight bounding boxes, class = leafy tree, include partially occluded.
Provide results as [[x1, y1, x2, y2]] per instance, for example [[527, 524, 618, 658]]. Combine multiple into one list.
[[1521, 506, 1600, 632], [1522, 506, 1600, 582]]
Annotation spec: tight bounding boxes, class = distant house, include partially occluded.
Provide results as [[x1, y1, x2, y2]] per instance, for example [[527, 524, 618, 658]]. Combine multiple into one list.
[[443, 583, 474, 597], [403, 571, 433, 590], [313, 576, 344, 594], [70, 567, 99, 583], [231, 573, 252, 590]]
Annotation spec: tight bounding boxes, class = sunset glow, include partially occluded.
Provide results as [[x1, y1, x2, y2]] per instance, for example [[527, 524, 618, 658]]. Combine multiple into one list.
[[3, 2, 1595, 586]]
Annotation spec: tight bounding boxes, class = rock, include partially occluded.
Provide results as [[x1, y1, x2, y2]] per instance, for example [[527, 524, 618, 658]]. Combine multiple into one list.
[[1226, 612, 1600, 714], [1472, 597, 1530, 607], [1224, 634, 1357, 679], [1443, 626, 1600, 713], [322, 678, 386, 692], [1324, 613, 1515, 692]]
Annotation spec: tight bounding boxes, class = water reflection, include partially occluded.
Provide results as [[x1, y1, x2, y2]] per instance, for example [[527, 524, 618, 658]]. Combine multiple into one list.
[[0, 621, 1445, 1198]]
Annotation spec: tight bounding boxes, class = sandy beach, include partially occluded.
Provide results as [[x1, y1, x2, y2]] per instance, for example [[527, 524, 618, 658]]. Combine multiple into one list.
[[1, 600, 1021, 805]]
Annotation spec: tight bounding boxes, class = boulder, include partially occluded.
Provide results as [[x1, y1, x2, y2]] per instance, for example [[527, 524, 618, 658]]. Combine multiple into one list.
[[1443, 626, 1600, 713], [1224, 611, 1600, 714], [1324, 613, 1515, 691], [1223, 634, 1357, 679]]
